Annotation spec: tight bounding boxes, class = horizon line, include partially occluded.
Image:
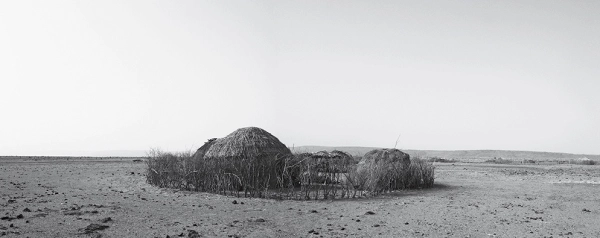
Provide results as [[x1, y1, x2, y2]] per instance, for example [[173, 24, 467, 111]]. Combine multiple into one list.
[[2, 147, 599, 157]]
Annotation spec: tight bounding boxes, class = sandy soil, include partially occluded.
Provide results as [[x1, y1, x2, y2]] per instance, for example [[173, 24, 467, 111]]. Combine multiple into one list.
[[1, 158, 599, 237]]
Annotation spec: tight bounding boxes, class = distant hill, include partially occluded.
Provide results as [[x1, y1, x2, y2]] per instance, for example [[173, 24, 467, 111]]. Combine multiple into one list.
[[4, 147, 598, 161], [0, 150, 148, 157], [292, 146, 600, 161]]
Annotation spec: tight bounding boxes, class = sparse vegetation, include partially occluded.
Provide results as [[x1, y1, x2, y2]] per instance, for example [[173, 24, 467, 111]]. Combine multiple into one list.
[[485, 157, 513, 164], [522, 159, 537, 164], [145, 149, 199, 190], [568, 158, 597, 165], [426, 157, 458, 163]]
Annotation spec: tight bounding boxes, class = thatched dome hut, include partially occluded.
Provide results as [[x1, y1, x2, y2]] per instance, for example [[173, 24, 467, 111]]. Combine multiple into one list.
[[203, 127, 291, 159], [358, 148, 411, 170], [193, 127, 292, 191], [192, 138, 218, 160]]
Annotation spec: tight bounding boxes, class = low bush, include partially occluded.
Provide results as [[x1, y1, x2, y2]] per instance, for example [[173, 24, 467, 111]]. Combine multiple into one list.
[[145, 149, 200, 190], [568, 159, 597, 165], [426, 157, 457, 163], [348, 157, 434, 192], [485, 157, 513, 164], [406, 158, 435, 188]]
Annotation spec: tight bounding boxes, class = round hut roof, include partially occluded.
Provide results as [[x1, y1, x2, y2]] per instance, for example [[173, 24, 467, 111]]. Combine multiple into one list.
[[359, 148, 410, 166], [312, 150, 353, 161], [192, 138, 218, 160], [204, 127, 292, 159]]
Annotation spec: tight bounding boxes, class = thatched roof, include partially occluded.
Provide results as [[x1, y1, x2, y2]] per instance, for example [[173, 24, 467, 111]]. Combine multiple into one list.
[[295, 150, 355, 173], [313, 150, 350, 158], [359, 148, 411, 167], [296, 150, 353, 161], [313, 150, 354, 164], [203, 127, 291, 159], [193, 138, 218, 160]]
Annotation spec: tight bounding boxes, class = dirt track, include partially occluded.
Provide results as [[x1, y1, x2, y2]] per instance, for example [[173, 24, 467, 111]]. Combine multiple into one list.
[[1, 158, 599, 237]]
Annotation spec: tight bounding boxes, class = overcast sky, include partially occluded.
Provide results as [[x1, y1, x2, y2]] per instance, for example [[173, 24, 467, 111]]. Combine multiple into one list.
[[1, 0, 599, 156]]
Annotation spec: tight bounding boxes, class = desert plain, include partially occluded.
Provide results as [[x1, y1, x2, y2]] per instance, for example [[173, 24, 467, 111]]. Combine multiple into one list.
[[1, 157, 599, 238]]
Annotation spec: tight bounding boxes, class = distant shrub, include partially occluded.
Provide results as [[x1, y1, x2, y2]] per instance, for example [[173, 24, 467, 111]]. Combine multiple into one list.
[[485, 157, 512, 164], [582, 160, 596, 165], [522, 159, 537, 164], [426, 157, 457, 163], [568, 158, 597, 165]]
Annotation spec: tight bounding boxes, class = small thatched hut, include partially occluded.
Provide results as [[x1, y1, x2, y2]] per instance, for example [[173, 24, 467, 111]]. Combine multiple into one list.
[[200, 127, 292, 190]]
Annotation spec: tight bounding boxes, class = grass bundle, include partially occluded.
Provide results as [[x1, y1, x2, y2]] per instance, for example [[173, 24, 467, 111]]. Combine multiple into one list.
[[350, 149, 434, 193]]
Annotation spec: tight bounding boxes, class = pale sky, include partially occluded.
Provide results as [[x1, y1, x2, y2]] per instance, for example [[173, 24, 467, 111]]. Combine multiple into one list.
[[1, 0, 599, 156]]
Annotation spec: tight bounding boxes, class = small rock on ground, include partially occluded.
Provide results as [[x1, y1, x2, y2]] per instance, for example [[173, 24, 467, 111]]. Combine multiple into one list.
[[188, 229, 201, 238], [81, 223, 110, 234]]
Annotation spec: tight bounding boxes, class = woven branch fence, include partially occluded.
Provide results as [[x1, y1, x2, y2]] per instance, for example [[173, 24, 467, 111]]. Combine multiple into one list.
[[146, 150, 435, 200]]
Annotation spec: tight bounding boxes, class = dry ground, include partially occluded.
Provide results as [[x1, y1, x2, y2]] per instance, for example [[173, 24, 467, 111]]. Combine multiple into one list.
[[1, 158, 599, 237]]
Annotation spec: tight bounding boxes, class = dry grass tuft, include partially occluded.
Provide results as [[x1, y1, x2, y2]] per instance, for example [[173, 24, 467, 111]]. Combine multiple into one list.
[[145, 149, 197, 190], [350, 149, 434, 193]]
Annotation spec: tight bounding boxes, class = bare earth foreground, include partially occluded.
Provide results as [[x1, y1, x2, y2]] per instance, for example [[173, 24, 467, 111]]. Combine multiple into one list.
[[1, 158, 599, 238]]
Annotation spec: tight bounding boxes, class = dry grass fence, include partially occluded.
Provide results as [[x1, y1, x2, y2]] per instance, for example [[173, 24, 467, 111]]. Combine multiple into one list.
[[146, 149, 435, 200]]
